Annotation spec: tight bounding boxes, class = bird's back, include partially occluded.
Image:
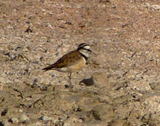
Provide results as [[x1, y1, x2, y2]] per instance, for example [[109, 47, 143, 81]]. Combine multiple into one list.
[[43, 50, 84, 71]]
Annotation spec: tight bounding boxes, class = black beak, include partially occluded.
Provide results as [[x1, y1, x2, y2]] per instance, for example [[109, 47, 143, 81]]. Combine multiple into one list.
[[88, 49, 92, 52]]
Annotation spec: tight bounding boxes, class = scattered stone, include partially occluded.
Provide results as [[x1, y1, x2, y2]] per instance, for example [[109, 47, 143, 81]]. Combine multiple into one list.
[[91, 72, 110, 87], [0, 120, 10, 126], [40, 115, 54, 121], [128, 80, 152, 91], [1, 108, 8, 116], [9, 117, 19, 124], [18, 109, 23, 113], [64, 116, 83, 126], [19, 113, 29, 123], [151, 5, 160, 10]]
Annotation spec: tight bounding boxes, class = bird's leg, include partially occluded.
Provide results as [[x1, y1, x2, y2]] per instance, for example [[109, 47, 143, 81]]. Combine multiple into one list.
[[69, 72, 72, 84], [68, 72, 73, 88]]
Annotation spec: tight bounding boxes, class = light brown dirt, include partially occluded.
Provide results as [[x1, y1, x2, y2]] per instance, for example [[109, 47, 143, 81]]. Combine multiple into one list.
[[1, 0, 160, 125]]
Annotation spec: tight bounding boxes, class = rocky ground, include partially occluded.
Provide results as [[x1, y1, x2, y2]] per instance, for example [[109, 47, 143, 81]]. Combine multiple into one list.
[[1, 0, 160, 126]]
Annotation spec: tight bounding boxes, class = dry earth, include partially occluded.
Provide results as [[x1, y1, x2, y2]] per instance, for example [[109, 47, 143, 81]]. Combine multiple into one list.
[[1, 0, 160, 126]]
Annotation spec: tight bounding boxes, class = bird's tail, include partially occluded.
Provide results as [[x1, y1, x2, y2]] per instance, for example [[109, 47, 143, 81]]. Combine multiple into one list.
[[42, 67, 49, 71], [42, 64, 55, 71]]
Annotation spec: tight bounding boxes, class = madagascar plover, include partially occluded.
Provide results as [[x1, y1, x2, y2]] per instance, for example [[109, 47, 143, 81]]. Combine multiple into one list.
[[42, 43, 92, 86]]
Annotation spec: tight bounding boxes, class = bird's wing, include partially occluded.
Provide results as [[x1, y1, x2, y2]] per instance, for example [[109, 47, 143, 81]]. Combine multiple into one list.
[[43, 50, 82, 71], [54, 50, 82, 68]]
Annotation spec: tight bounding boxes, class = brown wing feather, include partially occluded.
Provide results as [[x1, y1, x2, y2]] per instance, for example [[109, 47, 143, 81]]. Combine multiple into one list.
[[42, 50, 82, 71]]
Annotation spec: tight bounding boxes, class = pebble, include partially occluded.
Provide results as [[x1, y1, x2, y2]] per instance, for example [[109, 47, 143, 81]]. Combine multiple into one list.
[[19, 113, 29, 123], [10, 117, 19, 124], [40, 115, 53, 121]]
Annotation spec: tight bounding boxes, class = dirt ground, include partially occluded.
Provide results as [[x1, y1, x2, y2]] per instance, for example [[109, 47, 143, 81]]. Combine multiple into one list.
[[1, 0, 160, 126]]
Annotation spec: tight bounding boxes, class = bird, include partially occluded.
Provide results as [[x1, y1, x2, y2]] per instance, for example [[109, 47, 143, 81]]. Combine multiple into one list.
[[42, 43, 92, 87]]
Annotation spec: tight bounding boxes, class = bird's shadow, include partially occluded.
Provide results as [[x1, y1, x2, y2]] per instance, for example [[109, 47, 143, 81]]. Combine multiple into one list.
[[79, 77, 94, 86]]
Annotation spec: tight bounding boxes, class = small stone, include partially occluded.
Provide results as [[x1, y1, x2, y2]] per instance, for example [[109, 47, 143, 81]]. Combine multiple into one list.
[[40, 115, 52, 121], [1, 108, 8, 116], [40, 115, 58, 122], [151, 5, 160, 10], [10, 117, 19, 124], [19, 113, 29, 123], [1, 119, 10, 126], [18, 109, 23, 113], [91, 72, 110, 88]]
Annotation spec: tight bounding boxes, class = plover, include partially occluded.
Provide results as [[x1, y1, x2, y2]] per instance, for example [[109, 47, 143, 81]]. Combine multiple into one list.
[[42, 43, 92, 86]]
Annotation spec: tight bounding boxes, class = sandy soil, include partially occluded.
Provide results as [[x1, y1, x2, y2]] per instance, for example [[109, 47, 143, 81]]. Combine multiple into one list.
[[1, 0, 160, 125]]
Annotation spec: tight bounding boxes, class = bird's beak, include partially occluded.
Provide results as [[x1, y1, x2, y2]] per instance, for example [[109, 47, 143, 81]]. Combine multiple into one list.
[[88, 49, 92, 52]]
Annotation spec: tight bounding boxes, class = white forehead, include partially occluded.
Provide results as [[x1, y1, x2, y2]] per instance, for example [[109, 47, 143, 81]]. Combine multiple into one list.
[[84, 45, 90, 49]]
